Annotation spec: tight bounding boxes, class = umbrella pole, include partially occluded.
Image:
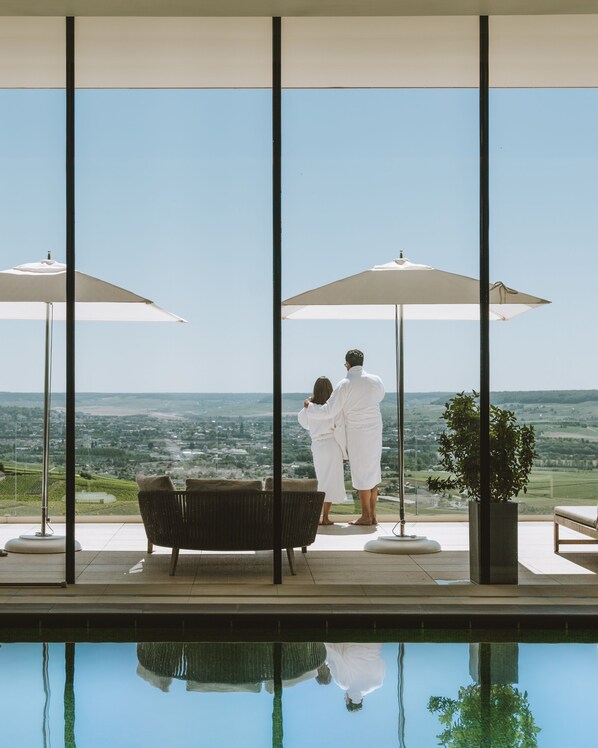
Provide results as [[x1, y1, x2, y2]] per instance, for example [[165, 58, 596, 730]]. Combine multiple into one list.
[[398, 642, 406, 748], [4, 297, 81, 554], [365, 306, 440, 552], [396, 304, 405, 537], [41, 302, 53, 537]]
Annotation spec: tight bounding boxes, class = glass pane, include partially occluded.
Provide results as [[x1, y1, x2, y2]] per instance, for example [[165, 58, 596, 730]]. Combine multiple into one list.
[[74, 19, 272, 584], [490, 16, 598, 528], [0, 18, 65, 581], [282, 18, 479, 528]]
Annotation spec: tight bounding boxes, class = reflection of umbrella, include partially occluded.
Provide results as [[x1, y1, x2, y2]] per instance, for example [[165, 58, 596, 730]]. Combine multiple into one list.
[[1, 256, 186, 553], [282, 255, 549, 552]]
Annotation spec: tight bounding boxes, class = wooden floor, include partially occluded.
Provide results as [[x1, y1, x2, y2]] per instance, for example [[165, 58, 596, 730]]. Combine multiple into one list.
[[0, 520, 597, 624]]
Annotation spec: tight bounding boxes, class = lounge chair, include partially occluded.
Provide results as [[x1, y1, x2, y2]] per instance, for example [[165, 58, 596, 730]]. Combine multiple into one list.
[[553, 505, 598, 553]]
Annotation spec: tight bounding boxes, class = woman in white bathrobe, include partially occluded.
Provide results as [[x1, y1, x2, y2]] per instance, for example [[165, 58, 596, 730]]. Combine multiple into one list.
[[298, 376, 348, 525]]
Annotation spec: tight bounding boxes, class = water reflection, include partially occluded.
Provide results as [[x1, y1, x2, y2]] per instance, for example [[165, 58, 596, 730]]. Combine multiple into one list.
[[136, 641, 325, 693], [319, 643, 385, 712], [428, 643, 540, 748], [6, 638, 598, 747]]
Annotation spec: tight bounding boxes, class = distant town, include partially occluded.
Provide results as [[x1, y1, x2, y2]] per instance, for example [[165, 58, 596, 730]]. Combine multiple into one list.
[[2, 390, 598, 516]]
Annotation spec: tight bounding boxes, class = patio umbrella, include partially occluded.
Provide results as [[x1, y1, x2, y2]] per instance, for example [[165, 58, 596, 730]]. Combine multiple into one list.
[[282, 255, 550, 553], [1, 256, 186, 554]]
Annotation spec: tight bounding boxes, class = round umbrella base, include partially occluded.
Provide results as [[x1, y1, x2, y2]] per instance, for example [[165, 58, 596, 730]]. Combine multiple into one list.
[[4, 534, 82, 554], [364, 535, 441, 555]]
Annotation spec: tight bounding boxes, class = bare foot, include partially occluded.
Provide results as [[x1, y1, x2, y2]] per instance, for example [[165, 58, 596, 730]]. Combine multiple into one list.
[[319, 519, 335, 526], [350, 517, 372, 526]]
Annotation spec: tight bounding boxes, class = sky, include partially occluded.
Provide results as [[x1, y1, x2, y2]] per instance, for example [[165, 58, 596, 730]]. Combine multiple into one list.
[[0, 85, 597, 394]]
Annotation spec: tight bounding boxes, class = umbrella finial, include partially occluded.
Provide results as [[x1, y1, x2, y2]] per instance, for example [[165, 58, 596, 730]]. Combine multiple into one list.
[[400, 249, 403, 259], [47, 251, 51, 260]]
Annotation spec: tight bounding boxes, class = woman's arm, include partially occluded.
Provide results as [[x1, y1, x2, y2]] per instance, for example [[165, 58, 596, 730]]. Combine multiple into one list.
[[297, 407, 310, 430]]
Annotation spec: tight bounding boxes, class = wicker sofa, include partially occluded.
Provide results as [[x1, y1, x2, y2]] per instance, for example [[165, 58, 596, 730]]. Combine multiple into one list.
[[137, 480, 324, 576], [137, 641, 326, 690]]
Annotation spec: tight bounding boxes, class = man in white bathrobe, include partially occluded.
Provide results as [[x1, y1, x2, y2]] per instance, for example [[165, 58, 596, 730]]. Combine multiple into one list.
[[323, 642, 386, 712], [304, 349, 385, 525]]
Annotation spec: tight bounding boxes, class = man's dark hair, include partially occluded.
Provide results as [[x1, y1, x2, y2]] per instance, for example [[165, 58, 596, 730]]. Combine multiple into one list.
[[345, 349, 364, 368], [345, 698, 363, 712]]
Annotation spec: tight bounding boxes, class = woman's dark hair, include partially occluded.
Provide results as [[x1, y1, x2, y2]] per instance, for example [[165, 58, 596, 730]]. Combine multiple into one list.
[[312, 376, 333, 405]]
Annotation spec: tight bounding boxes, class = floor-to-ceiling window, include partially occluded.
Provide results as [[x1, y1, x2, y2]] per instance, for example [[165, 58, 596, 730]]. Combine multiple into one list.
[[490, 15, 598, 528], [0, 18, 66, 582], [72, 18, 272, 581], [281, 17, 479, 523]]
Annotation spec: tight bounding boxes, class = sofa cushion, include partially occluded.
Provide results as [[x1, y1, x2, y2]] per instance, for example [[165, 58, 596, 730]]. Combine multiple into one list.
[[554, 505, 598, 528], [264, 477, 318, 492], [185, 478, 263, 492], [136, 475, 175, 491]]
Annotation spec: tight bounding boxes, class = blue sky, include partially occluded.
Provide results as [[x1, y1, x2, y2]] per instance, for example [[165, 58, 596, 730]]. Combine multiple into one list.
[[0, 86, 596, 393]]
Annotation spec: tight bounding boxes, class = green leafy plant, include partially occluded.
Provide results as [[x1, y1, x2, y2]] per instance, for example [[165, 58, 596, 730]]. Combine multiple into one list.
[[427, 391, 536, 502], [428, 683, 540, 748]]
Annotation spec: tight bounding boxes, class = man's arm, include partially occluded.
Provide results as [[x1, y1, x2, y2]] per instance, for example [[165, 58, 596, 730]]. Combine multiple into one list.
[[306, 381, 347, 420]]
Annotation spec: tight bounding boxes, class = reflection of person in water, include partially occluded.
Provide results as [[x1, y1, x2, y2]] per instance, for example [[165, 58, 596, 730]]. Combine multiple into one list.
[[323, 643, 386, 712]]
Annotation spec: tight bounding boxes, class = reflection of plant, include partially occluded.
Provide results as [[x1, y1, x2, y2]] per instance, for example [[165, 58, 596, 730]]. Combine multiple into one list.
[[427, 391, 536, 502], [428, 683, 540, 748]]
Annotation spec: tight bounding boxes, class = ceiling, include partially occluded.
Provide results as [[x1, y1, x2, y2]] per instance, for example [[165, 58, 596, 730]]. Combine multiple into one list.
[[3, 14, 598, 87], [0, 0, 597, 17]]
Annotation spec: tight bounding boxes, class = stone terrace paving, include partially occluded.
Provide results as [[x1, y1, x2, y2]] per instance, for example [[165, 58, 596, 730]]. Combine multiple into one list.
[[0, 520, 597, 625]]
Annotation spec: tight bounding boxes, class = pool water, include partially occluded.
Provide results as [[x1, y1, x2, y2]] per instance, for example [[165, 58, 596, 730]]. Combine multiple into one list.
[[0, 638, 595, 747]]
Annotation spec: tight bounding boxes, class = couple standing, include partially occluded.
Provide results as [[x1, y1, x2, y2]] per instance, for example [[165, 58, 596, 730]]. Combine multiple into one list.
[[299, 349, 385, 526]]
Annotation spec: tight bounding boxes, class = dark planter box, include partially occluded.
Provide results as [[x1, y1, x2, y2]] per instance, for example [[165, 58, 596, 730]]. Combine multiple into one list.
[[469, 501, 518, 584], [469, 642, 519, 685]]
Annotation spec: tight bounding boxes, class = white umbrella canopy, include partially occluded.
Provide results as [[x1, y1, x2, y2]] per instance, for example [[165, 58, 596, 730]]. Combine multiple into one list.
[[0, 258, 187, 322], [0, 256, 186, 554], [282, 255, 550, 552], [282, 257, 550, 321]]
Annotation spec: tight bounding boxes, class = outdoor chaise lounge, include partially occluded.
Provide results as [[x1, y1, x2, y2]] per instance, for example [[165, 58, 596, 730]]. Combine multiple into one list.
[[553, 505, 598, 553], [137, 478, 324, 576]]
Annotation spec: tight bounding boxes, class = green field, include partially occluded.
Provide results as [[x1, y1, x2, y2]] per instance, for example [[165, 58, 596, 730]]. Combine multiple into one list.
[[0, 465, 140, 516], [2, 464, 596, 518], [409, 469, 598, 515]]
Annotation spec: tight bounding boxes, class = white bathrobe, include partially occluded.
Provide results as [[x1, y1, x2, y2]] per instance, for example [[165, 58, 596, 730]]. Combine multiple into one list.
[[307, 366, 384, 490], [324, 643, 386, 705], [298, 407, 349, 504]]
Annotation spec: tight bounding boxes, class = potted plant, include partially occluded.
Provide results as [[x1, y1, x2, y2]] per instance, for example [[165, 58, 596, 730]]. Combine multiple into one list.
[[427, 392, 536, 584]]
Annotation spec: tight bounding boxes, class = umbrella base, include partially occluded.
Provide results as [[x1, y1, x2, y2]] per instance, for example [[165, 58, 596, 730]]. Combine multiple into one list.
[[364, 535, 441, 554], [4, 534, 82, 554]]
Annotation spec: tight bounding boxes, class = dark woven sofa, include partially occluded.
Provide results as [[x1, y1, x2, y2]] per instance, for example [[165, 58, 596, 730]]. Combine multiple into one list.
[[137, 641, 326, 689], [138, 487, 324, 576]]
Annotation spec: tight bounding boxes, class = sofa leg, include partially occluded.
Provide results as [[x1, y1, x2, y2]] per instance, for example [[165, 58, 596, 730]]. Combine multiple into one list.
[[169, 548, 180, 576], [286, 547, 296, 576], [301, 546, 307, 554], [147, 541, 153, 554], [554, 522, 559, 554]]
